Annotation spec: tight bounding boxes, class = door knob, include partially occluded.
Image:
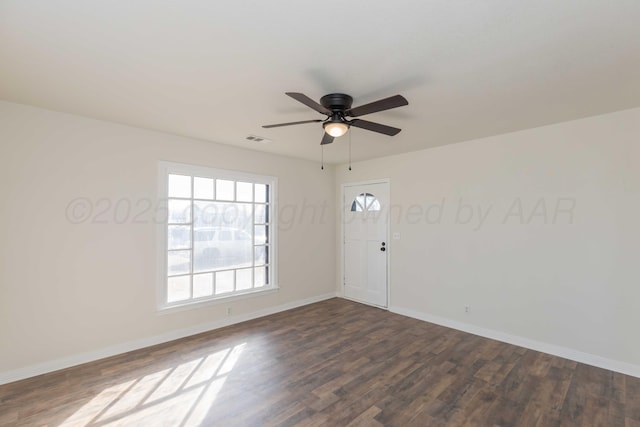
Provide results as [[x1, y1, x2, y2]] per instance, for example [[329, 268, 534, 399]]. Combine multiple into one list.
[[380, 247, 386, 252]]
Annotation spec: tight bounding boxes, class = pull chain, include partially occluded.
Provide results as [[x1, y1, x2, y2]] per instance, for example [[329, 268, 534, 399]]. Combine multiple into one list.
[[321, 143, 324, 170], [348, 129, 352, 171]]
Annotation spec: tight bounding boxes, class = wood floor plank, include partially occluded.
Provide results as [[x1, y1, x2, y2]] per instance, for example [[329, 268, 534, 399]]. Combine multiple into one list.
[[626, 417, 640, 427], [626, 369, 640, 421], [1, 298, 640, 426], [344, 405, 383, 427]]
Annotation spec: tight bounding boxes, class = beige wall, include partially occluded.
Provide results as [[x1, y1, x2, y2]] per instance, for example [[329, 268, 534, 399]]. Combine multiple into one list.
[[336, 108, 640, 374], [0, 101, 336, 381]]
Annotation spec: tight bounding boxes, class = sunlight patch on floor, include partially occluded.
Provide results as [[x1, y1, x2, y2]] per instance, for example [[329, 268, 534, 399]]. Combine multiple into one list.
[[99, 368, 173, 421], [184, 348, 230, 389], [146, 357, 203, 404], [60, 379, 137, 426], [60, 343, 246, 426], [219, 343, 246, 376]]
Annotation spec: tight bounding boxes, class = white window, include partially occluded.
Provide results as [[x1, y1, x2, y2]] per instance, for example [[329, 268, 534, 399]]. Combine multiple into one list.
[[351, 192, 381, 212], [158, 162, 277, 310]]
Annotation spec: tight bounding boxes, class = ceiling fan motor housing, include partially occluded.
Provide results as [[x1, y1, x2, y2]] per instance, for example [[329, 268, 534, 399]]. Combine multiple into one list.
[[320, 93, 353, 112]]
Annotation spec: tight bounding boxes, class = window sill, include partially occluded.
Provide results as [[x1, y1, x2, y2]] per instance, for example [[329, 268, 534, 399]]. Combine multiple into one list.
[[157, 286, 279, 315]]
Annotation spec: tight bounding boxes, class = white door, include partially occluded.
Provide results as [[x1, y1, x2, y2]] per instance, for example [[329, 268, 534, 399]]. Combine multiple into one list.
[[343, 182, 389, 308]]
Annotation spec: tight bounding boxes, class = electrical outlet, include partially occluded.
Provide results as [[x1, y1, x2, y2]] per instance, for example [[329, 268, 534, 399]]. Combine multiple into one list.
[[464, 305, 470, 313], [226, 307, 232, 316]]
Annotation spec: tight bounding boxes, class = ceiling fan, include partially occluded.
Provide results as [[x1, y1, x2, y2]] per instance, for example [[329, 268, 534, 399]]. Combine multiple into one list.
[[263, 92, 409, 145]]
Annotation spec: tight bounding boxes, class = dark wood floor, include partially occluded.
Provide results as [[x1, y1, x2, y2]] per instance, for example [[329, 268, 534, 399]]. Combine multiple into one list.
[[1, 298, 640, 426]]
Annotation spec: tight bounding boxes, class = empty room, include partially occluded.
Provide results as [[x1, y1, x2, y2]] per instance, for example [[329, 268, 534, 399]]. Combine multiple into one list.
[[1, 1, 639, 426]]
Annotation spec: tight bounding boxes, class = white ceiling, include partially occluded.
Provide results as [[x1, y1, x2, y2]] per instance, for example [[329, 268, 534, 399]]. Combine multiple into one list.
[[1, 1, 639, 164]]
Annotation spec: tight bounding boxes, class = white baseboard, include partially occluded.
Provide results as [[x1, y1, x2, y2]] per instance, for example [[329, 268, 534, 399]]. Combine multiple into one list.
[[0, 292, 337, 386], [389, 305, 640, 379]]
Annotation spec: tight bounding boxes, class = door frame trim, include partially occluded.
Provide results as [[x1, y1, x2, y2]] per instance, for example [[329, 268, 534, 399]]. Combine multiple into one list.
[[340, 179, 391, 309]]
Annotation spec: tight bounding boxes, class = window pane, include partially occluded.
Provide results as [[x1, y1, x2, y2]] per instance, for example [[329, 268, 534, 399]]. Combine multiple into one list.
[[254, 184, 268, 203], [193, 228, 215, 241], [194, 202, 252, 231], [254, 246, 267, 266], [193, 201, 253, 271], [254, 225, 267, 244], [194, 177, 214, 200], [351, 193, 368, 212], [168, 199, 191, 223], [167, 276, 190, 302], [193, 225, 218, 273], [220, 203, 252, 230], [194, 201, 252, 230], [193, 201, 219, 228], [254, 204, 267, 224], [193, 273, 213, 298], [168, 225, 191, 250], [216, 179, 234, 201], [193, 245, 217, 272], [215, 270, 234, 294], [236, 268, 252, 291], [232, 230, 253, 269], [168, 250, 191, 275], [236, 182, 253, 202], [365, 194, 374, 209], [254, 266, 266, 288], [364, 193, 381, 211], [168, 174, 191, 198]]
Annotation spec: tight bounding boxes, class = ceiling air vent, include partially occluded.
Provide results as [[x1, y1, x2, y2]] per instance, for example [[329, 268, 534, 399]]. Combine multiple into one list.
[[246, 135, 271, 143]]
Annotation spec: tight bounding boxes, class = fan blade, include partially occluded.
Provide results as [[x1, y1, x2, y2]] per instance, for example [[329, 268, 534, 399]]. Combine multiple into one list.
[[320, 133, 334, 145], [286, 92, 331, 115], [350, 119, 401, 136], [346, 94, 408, 117], [262, 119, 323, 128]]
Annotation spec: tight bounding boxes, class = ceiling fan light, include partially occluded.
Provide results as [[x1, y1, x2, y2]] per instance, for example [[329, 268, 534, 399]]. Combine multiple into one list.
[[323, 121, 349, 137]]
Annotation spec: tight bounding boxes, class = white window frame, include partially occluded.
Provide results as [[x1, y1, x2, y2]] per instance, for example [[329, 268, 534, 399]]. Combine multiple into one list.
[[157, 161, 278, 312]]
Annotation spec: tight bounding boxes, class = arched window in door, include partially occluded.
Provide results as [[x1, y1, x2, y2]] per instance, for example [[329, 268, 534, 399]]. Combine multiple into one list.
[[351, 192, 381, 212]]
